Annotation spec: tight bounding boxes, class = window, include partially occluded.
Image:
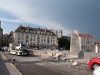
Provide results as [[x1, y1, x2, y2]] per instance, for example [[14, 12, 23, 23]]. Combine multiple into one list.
[[18, 37, 20, 40], [44, 35, 46, 38], [51, 36, 52, 39], [47, 40, 49, 43], [41, 35, 43, 38], [21, 37, 24, 40], [18, 41, 20, 43], [34, 38, 35, 41], [21, 30, 24, 32], [30, 42, 32, 45], [22, 33, 24, 36], [33, 42, 35, 45], [41, 32, 43, 34], [30, 31, 33, 33], [21, 41, 23, 44], [53, 36, 55, 39], [30, 34, 32, 37], [53, 40, 55, 42], [91, 39, 92, 42], [30, 38, 32, 41], [37, 31, 40, 34], [18, 33, 20, 36], [25, 30, 29, 33], [26, 34, 28, 36], [84, 39, 85, 41], [34, 31, 36, 34], [41, 39, 43, 41]]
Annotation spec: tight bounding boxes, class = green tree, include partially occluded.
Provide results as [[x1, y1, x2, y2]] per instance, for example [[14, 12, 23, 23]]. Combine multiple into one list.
[[58, 36, 70, 50]]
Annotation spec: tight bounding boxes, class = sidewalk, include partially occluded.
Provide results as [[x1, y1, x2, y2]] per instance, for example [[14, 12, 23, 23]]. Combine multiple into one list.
[[0, 52, 23, 75]]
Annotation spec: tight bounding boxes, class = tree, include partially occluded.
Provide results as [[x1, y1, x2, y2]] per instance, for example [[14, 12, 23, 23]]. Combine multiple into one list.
[[58, 36, 70, 50]]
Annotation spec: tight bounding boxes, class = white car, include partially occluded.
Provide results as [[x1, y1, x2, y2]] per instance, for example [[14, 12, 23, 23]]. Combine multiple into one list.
[[15, 44, 27, 50], [93, 66, 100, 75], [2, 46, 8, 51]]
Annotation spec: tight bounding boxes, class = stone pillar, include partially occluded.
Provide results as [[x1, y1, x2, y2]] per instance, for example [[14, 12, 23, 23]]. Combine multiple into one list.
[[70, 33, 80, 52]]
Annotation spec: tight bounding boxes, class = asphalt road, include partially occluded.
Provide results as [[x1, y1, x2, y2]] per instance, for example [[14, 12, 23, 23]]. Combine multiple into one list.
[[3, 51, 93, 75]]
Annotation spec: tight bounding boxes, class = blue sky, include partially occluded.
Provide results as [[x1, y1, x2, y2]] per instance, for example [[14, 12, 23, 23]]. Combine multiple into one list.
[[0, 0, 100, 40]]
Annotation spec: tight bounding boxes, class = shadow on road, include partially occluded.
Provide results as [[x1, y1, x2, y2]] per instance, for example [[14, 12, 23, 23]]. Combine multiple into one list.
[[0, 54, 10, 75]]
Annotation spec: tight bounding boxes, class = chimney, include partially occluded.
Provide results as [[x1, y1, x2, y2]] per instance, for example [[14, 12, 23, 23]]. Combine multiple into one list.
[[28, 26, 30, 30], [45, 28, 47, 32], [50, 29, 52, 33]]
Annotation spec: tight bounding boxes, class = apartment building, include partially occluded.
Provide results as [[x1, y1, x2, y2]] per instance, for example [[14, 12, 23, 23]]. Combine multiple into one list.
[[70, 30, 95, 52], [12, 25, 58, 49], [0, 21, 3, 46]]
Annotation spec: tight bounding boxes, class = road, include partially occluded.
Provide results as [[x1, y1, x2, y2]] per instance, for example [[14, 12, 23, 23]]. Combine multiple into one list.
[[3, 51, 93, 75]]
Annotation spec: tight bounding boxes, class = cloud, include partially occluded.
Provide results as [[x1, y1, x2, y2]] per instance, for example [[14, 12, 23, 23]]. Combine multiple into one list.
[[0, 18, 25, 23], [1, 0, 100, 39], [0, 0, 72, 36]]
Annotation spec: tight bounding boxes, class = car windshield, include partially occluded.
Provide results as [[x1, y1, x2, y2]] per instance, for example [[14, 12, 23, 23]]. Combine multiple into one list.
[[21, 45, 26, 46]]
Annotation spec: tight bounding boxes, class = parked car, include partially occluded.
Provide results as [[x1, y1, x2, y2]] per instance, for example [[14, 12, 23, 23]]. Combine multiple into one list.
[[88, 56, 100, 70], [93, 66, 100, 75], [2, 46, 8, 51]]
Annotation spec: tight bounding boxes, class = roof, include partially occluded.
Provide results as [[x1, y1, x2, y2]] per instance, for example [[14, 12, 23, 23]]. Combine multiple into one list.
[[78, 33, 94, 38], [15, 25, 56, 35], [95, 40, 100, 44]]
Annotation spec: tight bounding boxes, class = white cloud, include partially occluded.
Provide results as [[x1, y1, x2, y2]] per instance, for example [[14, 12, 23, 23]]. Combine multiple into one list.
[[0, 18, 25, 23], [0, 0, 72, 36]]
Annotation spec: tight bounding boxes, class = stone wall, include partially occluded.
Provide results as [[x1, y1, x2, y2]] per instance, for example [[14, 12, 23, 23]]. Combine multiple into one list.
[[84, 52, 100, 59], [33, 50, 100, 60]]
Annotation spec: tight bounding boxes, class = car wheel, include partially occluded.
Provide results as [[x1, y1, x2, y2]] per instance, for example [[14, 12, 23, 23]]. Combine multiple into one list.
[[9, 51, 11, 54], [92, 63, 99, 70], [16, 52, 18, 56]]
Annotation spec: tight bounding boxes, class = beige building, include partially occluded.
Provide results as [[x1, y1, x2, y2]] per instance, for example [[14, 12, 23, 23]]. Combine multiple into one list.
[[0, 21, 3, 46], [70, 30, 95, 52], [95, 41, 100, 53], [12, 25, 58, 49]]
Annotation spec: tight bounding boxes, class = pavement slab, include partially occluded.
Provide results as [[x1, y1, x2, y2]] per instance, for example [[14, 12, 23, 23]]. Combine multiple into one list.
[[0, 52, 23, 75]]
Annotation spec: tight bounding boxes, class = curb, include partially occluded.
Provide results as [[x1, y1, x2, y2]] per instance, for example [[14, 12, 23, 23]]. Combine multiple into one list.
[[1, 52, 23, 75]]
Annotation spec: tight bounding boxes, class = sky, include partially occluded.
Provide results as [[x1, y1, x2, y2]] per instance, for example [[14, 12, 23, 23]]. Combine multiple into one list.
[[0, 0, 100, 40]]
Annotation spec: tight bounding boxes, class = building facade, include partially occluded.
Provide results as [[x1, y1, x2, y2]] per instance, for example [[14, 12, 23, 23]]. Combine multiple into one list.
[[0, 21, 3, 46], [70, 30, 95, 52], [12, 25, 58, 49], [2, 34, 10, 46], [95, 41, 100, 53]]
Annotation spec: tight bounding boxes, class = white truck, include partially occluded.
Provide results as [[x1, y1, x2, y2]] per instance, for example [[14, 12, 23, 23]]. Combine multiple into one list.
[[15, 44, 27, 50], [8, 43, 32, 56]]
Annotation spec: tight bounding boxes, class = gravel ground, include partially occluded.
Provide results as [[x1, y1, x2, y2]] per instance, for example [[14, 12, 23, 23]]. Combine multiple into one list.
[[16, 61, 93, 75]]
